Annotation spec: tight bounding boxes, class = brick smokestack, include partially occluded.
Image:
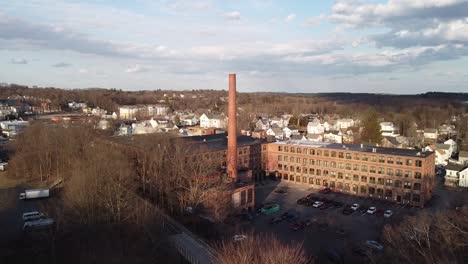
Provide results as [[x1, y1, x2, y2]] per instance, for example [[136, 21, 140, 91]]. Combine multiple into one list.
[[227, 73, 238, 180]]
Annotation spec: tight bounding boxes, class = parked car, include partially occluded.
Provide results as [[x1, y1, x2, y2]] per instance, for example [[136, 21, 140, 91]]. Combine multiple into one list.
[[233, 235, 247, 242], [22, 211, 45, 222], [350, 203, 360, 211], [367, 207, 377, 214], [375, 209, 384, 217], [260, 204, 280, 215], [365, 240, 384, 251], [312, 201, 324, 208], [384, 210, 393, 218]]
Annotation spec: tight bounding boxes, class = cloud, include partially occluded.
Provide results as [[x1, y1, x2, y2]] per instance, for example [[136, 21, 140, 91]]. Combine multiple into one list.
[[285, 13, 296, 22], [10, 58, 28, 64], [52, 62, 71, 67], [224, 11, 241, 20], [126, 64, 150, 73], [78, 68, 88, 73], [305, 16, 323, 26]]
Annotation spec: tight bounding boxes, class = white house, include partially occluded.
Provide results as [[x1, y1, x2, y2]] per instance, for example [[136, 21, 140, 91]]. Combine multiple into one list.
[[179, 114, 199, 126], [323, 132, 342, 143], [445, 163, 468, 188], [283, 126, 299, 139], [380, 122, 396, 136], [336, 119, 354, 129], [307, 121, 324, 134], [423, 128, 438, 140], [425, 145, 450, 166], [255, 119, 270, 131], [459, 151, 468, 166], [270, 117, 288, 128], [266, 127, 284, 140], [306, 134, 323, 142], [438, 124, 456, 135], [444, 139, 458, 155], [199, 113, 227, 129]]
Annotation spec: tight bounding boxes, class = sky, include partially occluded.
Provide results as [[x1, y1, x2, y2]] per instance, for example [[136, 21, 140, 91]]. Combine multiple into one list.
[[1, 0, 468, 94]]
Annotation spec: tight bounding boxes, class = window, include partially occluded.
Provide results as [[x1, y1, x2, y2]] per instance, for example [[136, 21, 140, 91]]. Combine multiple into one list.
[[278, 164, 283, 170], [395, 180, 402, 188], [302, 176, 307, 183], [377, 188, 384, 196], [413, 194, 420, 202], [324, 150, 329, 157], [309, 168, 315, 175], [309, 177, 314, 184], [371, 156, 377, 162], [302, 167, 307, 174], [278, 155, 283, 161], [379, 156, 385, 163], [316, 169, 322, 176], [360, 186, 367, 194], [387, 168, 393, 176], [344, 183, 350, 191], [370, 166, 376, 173], [404, 171, 412, 178], [338, 172, 343, 179], [338, 152, 344, 158], [346, 163, 351, 170], [316, 179, 321, 185], [414, 182, 421, 190], [386, 179, 393, 186], [316, 160, 322, 166], [330, 171, 336, 178], [361, 165, 368, 172], [296, 175, 301, 182], [337, 182, 343, 189], [323, 170, 329, 176], [369, 187, 375, 194], [284, 174, 289, 180], [330, 181, 336, 188], [338, 162, 344, 169], [309, 159, 315, 166], [415, 160, 422, 167], [377, 178, 384, 185], [396, 158, 403, 165], [369, 177, 376, 184], [346, 153, 352, 159], [284, 146, 289, 152], [323, 161, 329, 168], [415, 172, 422, 179], [303, 158, 307, 165], [353, 164, 359, 171], [396, 169, 403, 177], [296, 157, 301, 164], [284, 156, 289, 162], [406, 159, 412, 166], [345, 173, 351, 180], [385, 189, 392, 198], [362, 155, 368, 161], [361, 176, 367, 182], [331, 151, 337, 157], [354, 154, 360, 160], [353, 174, 359, 181], [290, 166, 294, 172], [297, 148, 302, 154], [290, 147, 295, 153], [387, 157, 394, 164], [310, 149, 315, 155], [331, 162, 337, 168], [278, 146, 283, 152], [404, 181, 411, 189], [378, 167, 385, 174], [352, 185, 358, 193], [316, 150, 321, 156], [296, 166, 301, 173]]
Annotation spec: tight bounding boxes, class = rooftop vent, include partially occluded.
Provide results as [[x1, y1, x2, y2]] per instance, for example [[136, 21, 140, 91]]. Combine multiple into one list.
[[372, 148, 377, 153]]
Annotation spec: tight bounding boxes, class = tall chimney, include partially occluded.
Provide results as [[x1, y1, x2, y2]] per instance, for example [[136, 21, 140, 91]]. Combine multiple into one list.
[[227, 73, 238, 180]]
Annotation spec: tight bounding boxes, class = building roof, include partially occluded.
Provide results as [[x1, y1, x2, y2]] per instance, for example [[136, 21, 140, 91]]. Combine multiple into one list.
[[445, 162, 467, 172], [424, 128, 437, 133], [274, 140, 432, 158], [435, 143, 451, 150], [181, 133, 265, 152], [459, 151, 468, 158], [383, 136, 400, 146]]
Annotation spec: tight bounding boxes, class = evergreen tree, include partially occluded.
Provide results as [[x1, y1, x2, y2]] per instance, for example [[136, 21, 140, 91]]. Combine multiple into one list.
[[361, 108, 382, 144]]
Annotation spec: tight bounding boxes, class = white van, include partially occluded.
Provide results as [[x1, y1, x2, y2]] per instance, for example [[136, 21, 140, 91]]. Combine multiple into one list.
[[22, 211, 45, 221]]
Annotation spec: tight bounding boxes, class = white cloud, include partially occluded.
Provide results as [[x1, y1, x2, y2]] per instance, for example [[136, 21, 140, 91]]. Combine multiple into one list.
[[52, 62, 71, 67], [224, 11, 241, 20], [126, 64, 150, 73], [285, 13, 296, 22], [78, 68, 88, 73]]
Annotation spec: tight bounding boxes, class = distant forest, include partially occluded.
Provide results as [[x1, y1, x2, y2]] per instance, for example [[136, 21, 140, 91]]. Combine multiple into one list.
[[1, 84, 468, 137]]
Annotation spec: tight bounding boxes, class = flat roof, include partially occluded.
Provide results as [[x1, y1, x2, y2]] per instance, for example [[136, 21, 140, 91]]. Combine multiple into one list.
[[182, 133, 265, 152], [273, 140, 433, 158]]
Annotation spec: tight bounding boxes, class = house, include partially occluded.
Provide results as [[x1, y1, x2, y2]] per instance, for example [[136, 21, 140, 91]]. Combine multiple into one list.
[[255, 119, 270, 131], [266, 127, 284, 140], [323, 132, 342, 143], [459, 151, 468, 166], [0, 120, 29, 137], [336, 119, 354, 129], [438, 124, 456, 135], [283, 126, 299, 139], [425, 144, 450, 166], [307, 121, 324, 134], [381, 136, 404, 148], [199, 113, 227, 129], [423, 128, 438, 140], [179, 114, 199, 126], [443, 139, 458, 156], [270, 117, 288, 128], [380, 122, 396, 136], [444, 163, 468, 188], [117, 124, 132, 136], [435, 143, 453, 157]]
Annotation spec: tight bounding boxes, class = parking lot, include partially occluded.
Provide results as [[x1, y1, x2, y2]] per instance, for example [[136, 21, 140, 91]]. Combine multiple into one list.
[[225, 179, 465, 264]]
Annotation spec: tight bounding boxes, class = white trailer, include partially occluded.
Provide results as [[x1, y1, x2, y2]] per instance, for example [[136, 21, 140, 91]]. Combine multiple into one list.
[[19, 188, 50, 200]]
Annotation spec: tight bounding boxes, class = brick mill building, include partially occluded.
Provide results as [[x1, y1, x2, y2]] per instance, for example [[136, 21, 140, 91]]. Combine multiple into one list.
[[262, 140, 435, 207]]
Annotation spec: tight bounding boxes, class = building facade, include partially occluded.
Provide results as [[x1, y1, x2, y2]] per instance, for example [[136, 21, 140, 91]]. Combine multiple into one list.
[[262, 140, 435, 207]]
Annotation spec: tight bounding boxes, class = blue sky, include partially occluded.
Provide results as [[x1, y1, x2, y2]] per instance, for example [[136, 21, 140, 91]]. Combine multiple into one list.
[[1, 0, 468, 93]]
